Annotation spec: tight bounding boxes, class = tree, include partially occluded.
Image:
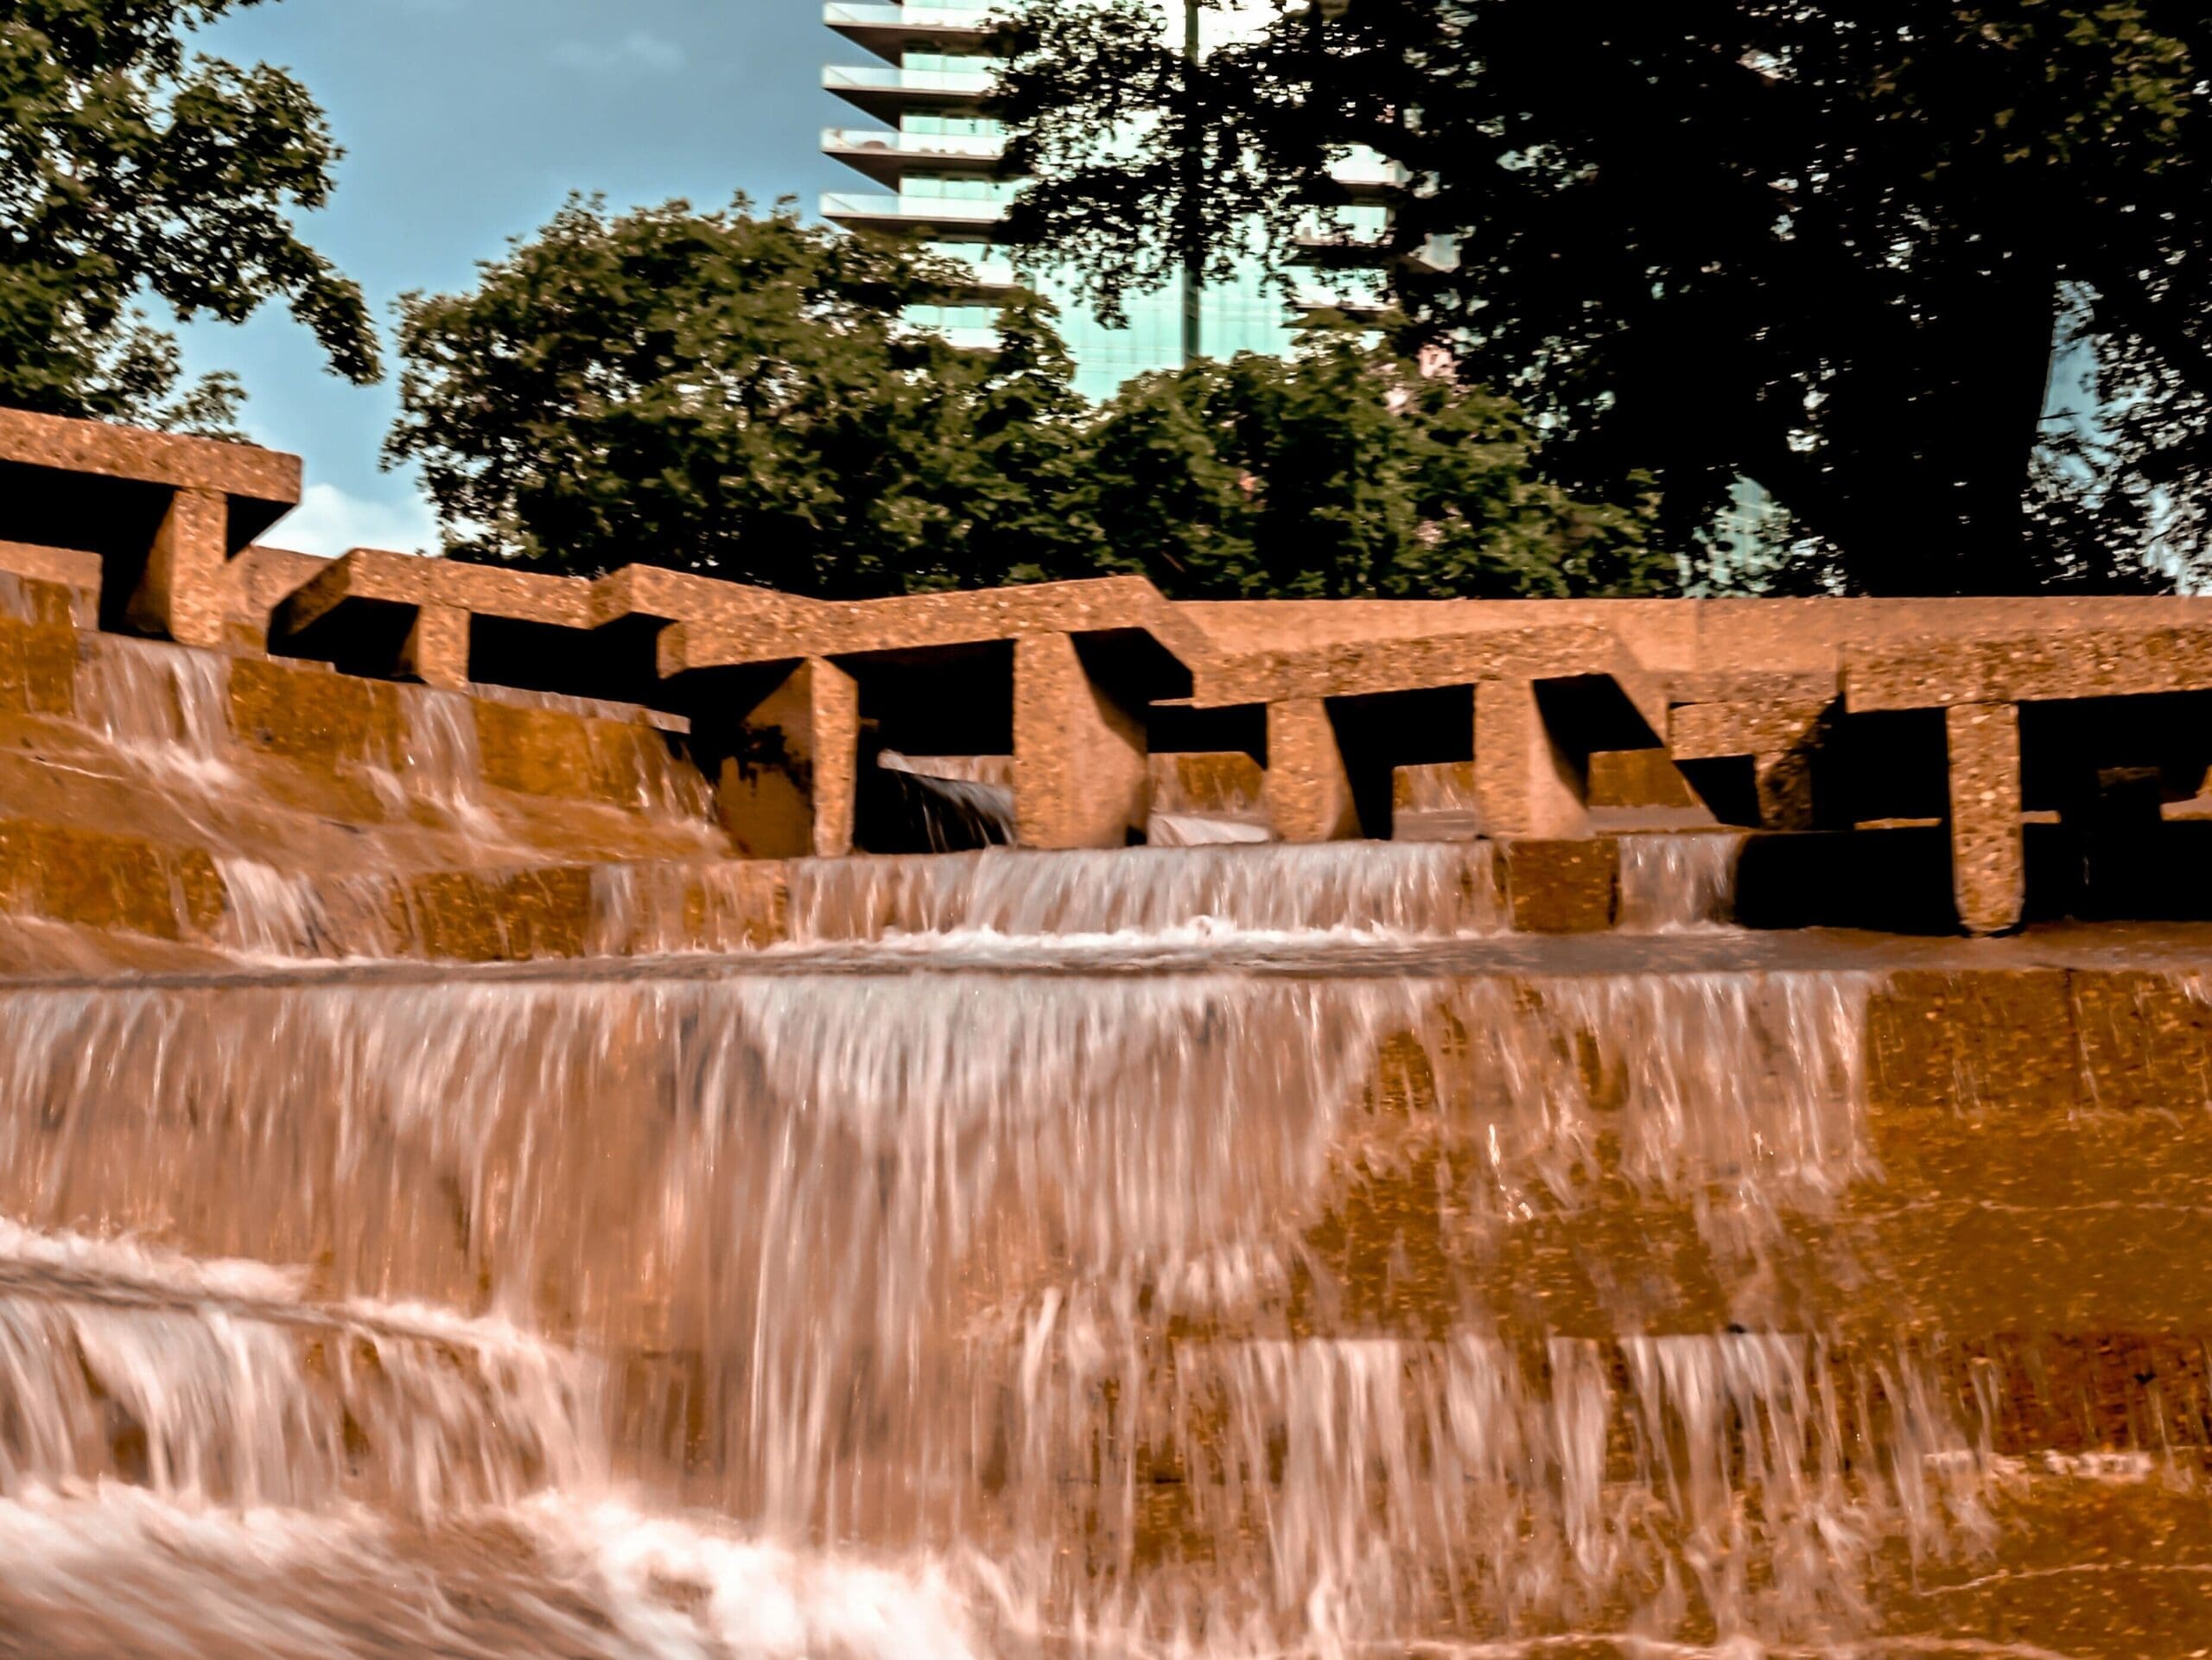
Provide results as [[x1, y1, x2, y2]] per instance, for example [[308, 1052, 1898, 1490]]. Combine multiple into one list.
[[0, 0, 378, 431], [388, 196, 1106, 595], [390, 198, 1656, 601], [995, 0, 2212, 594], [1083, 321, 1664, 597]]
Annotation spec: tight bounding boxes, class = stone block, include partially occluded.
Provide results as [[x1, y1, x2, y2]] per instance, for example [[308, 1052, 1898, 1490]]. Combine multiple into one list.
[[472, 701, 678, 807], [229, 657, 402, 772], [0, 817, 222, 940], [2069, 971, 2212, 1110], [711, 657, 859, 859], [393, 865, 596, 962], [1866, 969, 2082, 1116], [1499, 836, 1618, 933], [1014, 632, 1148, 849], [1263, 699, 1360, 843], [1473, 678, 1586, 840], [0, 616, 77, 718], [1946, 702, 2024, 935], [1586, 747, 1703, 811]]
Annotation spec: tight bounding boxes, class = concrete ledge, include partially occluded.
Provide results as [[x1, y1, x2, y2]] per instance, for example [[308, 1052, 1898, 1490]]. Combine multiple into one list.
[[0, 406, 297, 510], [1848, 625, 2212, 712]]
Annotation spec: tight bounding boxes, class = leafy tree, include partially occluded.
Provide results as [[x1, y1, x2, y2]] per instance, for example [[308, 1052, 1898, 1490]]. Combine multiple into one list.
[[388, 196, 1105, 595], [996, 0, 2212, 594], [391, 198, 1656, 600], [0, 0, 378, 431], [1083, 321, 1664, 597]]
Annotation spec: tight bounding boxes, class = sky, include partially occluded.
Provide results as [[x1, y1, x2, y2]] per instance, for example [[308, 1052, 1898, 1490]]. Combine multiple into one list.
[[173, 0, 850, 556]]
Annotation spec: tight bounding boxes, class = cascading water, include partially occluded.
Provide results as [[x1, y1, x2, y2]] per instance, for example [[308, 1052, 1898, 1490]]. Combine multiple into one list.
[[0, 637, 2204, 1651]]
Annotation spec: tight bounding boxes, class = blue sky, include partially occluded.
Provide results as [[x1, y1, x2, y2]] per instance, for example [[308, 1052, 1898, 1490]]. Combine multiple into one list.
[[174, 0, 849, 554]]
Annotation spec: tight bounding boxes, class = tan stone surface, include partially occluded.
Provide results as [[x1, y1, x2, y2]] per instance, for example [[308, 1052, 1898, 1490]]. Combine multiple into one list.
[[712, 658, 859, 860], [399, 604, 472, 690], [1498, 836, 1618, 933], [280, 547, 592, 638], [1849, 623, 2212, 712], [230, 655, 404, 772], [1473, 677, 1587, 840], [1586, 747, 1702, 811], [0, 405, 298, 506], [1669, 697, 1833, 761], [1262, 699, 1359, 843], [1946, 702, 2025, 936], [1013, 633, 1148, 849], [121, 487, 228, 646], [665, 575, 1206, 675], [0, 541, 102, 597], [0, 816, 222, 941]]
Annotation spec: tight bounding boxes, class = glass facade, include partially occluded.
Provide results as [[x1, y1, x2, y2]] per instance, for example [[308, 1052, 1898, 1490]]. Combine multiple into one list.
[[823, 1, 1383, 401]]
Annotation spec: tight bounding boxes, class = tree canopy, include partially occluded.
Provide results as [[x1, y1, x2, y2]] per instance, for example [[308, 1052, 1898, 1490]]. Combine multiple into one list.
[[0, 0, 378, 432], [995, 0, 2212, 594], [388, 196, 1659, 600]]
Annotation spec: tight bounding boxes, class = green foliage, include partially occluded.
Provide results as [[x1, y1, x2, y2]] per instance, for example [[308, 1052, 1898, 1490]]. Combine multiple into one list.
[[389, 200, 1657, 601], [995, 0, 2212, 594], [388, 196, 1107, 595], [1084, 323, 1666, 598], [0, 0, 377, 432]]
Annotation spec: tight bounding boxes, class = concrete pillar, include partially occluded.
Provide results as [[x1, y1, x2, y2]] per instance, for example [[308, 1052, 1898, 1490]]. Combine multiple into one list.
[[399, 603, 472, 690], [1946, 701, 2024, 936], [1263, 698, 1360, 842], [714, 657, 859, 860], [123, 486, 228, 646], [1473, 677, 1587, 840], [1014, 632, 1149, 849]]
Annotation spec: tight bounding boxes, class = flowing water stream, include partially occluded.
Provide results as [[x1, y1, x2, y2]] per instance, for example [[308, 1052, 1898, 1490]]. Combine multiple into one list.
[[0, 633, 2201, 1654]]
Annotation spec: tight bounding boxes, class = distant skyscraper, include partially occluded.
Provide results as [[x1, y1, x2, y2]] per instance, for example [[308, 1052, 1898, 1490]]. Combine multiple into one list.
[[821, 1, 1390, 403]]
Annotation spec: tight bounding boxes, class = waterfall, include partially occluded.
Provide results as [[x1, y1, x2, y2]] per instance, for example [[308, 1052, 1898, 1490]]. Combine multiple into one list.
[[76, 636, 238, 787], [787, 842, 1503, 941], [1618, 832, 1746, 932]]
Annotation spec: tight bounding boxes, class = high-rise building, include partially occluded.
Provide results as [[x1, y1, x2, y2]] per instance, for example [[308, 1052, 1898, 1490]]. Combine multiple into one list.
[[821, 1, 1390, 403]]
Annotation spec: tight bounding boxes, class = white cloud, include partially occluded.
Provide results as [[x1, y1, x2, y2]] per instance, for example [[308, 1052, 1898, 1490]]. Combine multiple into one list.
[[553, 31, 684, 74], [258, 483, 441, 561]]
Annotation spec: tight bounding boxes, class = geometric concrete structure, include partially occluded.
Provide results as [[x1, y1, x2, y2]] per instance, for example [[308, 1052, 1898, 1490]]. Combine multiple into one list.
[[0, 405, 299, 646], [20, 408, 2212, 934]]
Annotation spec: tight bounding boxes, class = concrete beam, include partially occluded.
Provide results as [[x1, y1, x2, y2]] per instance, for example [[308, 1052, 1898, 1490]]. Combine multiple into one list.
[[1946, 702, 2024, 936], [1013, 632, 1148, 849]]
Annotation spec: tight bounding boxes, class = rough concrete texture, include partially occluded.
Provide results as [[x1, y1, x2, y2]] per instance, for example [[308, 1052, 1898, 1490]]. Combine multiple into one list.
[[0, 817, 224, 940], [1586, 747, 1704, 811], [1263, 699, 1360, 843], [1014, 632, 1148, 849], [0, 405, 297, 506], [1499, 837, 1619, 933], [399, 604, 471, 689], [715, 658, 860, 860], [1946, 703, 2025, 936], [1849, 624, 2212, 712], [1474, 677, 1588, 840], [123, 487, 229, 646]]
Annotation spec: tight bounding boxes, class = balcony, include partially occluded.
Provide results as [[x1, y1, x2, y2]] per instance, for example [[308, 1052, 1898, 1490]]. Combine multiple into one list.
[[823, 62, 994, 119], [823, 126, 1007, 188], [824, 3, 999, 65], [821, 191, 1012, 232]]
